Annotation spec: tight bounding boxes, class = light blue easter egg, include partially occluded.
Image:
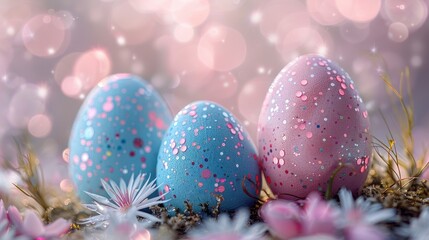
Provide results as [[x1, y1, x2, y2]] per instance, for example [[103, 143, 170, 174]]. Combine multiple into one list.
[[157, 101, 261, 213], [69, 74, 172, 203]]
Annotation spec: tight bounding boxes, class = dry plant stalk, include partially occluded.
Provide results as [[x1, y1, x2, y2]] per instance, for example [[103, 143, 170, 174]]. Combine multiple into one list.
[[4, 141, 50, 213], [372, 67, 429, 189]]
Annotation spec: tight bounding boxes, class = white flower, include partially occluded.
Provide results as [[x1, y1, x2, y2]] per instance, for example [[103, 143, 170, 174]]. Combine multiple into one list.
[[399, 207, 429, 240], [84, 215, 153, 240], [337, 188, 396, 240], [81, 173, 168, 227], [188, 209, 267, 240]]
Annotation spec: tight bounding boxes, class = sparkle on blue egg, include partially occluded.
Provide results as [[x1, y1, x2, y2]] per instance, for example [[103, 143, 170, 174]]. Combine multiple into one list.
[[157, 101, 261, 213], [69, 74, 172, 202]]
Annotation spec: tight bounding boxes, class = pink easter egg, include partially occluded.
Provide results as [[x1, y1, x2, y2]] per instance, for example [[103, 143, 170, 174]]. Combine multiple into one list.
[[257, 54, 371, 199]]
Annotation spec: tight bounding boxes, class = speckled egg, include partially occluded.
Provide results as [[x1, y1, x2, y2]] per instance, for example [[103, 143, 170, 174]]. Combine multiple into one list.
[[157, 101, 261, 213], [257, 54, 371, 199], [69, 74, 172, 202]]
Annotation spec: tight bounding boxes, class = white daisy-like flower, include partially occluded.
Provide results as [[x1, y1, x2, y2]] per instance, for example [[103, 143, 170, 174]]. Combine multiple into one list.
[[337, 188, 396, 240], [399, 207, 429, 240], [338, 188, 396, 225], [81, 173, 168, 227], [188, 209, 267, 240]]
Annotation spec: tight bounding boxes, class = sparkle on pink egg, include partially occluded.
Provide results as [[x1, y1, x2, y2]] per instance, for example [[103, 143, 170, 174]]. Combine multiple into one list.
[[295, 91, 303, 97], [301, 80, 308, 86], [336, 76, 342, 82], [339, 89, 345, 96], [273, 157, 278, 164], [301, 95, 308, 101], [306, 132, 313, 138]]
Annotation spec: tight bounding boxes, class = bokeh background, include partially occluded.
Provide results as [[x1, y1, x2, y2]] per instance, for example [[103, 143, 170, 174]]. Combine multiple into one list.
[[0, 0, 428, 192]]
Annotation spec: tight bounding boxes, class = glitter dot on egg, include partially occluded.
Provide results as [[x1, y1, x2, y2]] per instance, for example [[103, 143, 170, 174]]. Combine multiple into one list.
[[336, 76, 342, 82], [81, 153, 89, 162], [295, 91, 303, 98], [201, 169, 211, 179], [273, 157, 278, 164], [172, 148, 179, 155], [338, 89, 345, 96], [189, 111, 197, 117], [279, 150, 285, 157], [301, 95, 308, 101], [301, 80, 308, 86], [341, 83, 347, 89], [84, 127, 94, 139], [306, 132, 313, 138], [179, 138, 186, 144], [180, 145, 187, 152], [363, 111, 368, 118], [279, 158, 285, 165], [102, 101, 114, 112]]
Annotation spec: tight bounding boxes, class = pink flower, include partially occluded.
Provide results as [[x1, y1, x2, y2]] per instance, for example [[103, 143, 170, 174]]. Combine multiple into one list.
[[260, 199, 303, 239], [260, 193, 338, 239], [7, 206, 70, 239], [302, 193, 338, 236]]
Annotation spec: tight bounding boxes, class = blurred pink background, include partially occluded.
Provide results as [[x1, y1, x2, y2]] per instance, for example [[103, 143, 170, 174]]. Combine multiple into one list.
[[0, 0, 428, 191]]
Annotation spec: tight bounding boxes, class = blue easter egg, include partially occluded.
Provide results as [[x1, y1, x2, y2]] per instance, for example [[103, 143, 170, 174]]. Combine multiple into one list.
[[69, 74, 172, 202], [157, 101, 261, 213]]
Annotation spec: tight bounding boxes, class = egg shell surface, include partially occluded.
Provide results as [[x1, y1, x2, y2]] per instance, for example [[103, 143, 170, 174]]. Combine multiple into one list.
[[257, 54, 371, 199], [69, 74, 172, 202], [157, 101, 261, 213]]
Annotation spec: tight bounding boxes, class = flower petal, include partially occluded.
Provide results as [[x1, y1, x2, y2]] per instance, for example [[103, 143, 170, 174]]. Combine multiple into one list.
[[22, 211, 44, 237], [43, 218, 70, 237], [260, 200, 303, 239], [136, 211, 161, 222], [7, 206, 23, 226]]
